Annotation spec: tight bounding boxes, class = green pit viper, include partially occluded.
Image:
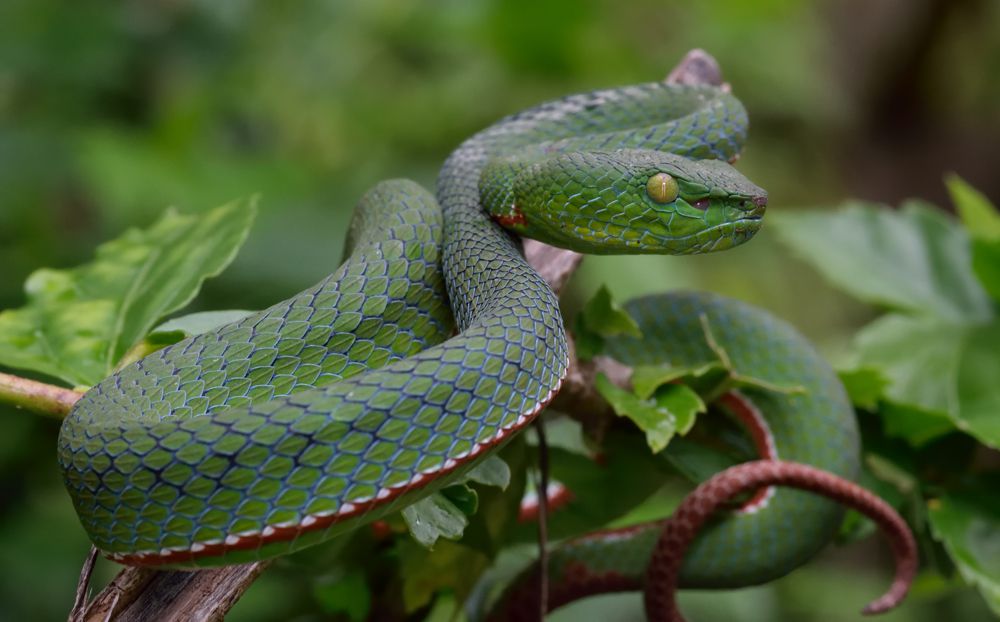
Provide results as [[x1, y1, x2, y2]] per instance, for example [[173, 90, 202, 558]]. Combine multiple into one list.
[[58, 73, 916, 621]]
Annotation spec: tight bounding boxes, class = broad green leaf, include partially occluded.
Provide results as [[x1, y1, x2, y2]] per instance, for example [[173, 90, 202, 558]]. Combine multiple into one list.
[[879, 401, 956, 447], [402, 494, 468, 548], [596, 373, 705, 453], [401, 455, 511, 548], [855, 314, 965, 419], [856, 314, 1000, 448], [772, 201, 992, 322], [956, 321, 1000, 446], [837, 367, 890, 410], [928, 486, 1000, 615], [0, 198, 257, 386], [464, 454, 511, 490]]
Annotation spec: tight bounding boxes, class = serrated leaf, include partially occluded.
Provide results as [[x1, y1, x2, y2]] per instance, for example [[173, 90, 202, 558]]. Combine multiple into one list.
[[928, 485, 1000, 616], [0, 198, 257, 386], [837, 367, 890, 410], [596, 373, 704, 453], [402, 494, 468, 548], [400, 442, 527, 612], [772, 201, 992, 322], [402, 454, 511, 548]]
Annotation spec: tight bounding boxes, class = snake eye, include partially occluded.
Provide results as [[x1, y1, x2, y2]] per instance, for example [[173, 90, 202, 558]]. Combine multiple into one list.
[[646, 172, 678, 204]]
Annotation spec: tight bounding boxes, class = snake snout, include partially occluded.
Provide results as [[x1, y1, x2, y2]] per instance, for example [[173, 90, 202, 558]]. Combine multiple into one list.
[[735, 194, 767, 219]]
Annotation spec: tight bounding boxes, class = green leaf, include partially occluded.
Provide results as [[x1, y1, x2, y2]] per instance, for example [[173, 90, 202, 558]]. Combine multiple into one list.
[[948, 175, 1000, 303], [969, 239, 1000, 305], [948, 174, 1000, 241], [772, 201, 992, 322], [595, 373, 705, 453], [402, 494, 468, 549], [879, 401, 956, 447], [928, 485, 1000, 616], [956, 320, 1000, 446], [440, 484, 479, 517], [573, 285, 641, 359], [856, 314, 1000, 448], [399, 442, 527, 613], [464, 454, 511, 490], [856, 314, 963, 418], [0, 198, 257, 386], [837, 367, 890, 410], [581, 285, 642, 338], [631, 362, 725, 401], [401, 454, 511, 548]]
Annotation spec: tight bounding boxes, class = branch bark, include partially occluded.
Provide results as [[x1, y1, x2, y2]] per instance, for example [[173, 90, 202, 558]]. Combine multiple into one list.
[[70, 49, 721, 622], [0, 371, 81, 418]]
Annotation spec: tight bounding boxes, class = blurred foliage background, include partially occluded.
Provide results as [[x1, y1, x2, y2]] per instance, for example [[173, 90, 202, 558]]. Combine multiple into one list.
[[1, 0, 999, 620]]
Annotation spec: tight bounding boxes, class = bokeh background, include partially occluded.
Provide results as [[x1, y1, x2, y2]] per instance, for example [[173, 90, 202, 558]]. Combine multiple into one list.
[[2, 0, 999, 620]]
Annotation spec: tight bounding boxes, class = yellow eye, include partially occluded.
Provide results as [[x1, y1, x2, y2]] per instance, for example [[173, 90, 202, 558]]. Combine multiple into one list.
[[646, 172, 678, 204]]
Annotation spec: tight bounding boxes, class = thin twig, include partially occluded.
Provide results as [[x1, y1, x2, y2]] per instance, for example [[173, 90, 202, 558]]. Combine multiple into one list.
[[533, 418, 551, 619], [69, 547, 99, 622], [0, 371, 82, 418]]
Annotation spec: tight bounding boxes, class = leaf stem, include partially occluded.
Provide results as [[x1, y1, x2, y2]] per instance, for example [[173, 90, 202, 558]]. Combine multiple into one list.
[[0, 371, 82, 418]]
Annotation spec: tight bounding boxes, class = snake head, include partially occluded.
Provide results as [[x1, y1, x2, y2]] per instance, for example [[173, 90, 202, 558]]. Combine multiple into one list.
[[482, 149, 766, 255]]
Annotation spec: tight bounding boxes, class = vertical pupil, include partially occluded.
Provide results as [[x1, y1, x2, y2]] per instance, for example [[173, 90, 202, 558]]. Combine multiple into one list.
[[646, 173, 676, 203]]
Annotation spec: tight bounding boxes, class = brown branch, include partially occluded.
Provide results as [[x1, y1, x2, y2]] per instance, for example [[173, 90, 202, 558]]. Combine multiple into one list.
[[71, 49, 718, 622], [0, 371, 82, 418]]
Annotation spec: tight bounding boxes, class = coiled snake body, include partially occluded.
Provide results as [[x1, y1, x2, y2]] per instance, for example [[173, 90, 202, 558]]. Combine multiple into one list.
[[58, 77, 914, 620]]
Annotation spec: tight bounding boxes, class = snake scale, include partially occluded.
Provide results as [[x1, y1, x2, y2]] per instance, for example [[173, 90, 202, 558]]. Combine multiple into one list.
[[58, 72, 916, 620]]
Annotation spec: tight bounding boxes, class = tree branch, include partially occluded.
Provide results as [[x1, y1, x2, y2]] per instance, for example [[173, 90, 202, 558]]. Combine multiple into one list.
[[0, 371, 81, 418]]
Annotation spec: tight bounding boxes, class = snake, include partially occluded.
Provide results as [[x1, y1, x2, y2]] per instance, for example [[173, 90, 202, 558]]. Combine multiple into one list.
[[57, 76, 916, 621]]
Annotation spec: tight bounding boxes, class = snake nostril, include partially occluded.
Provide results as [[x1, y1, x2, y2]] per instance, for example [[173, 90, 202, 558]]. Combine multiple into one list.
[[752, 195, 768, 208]]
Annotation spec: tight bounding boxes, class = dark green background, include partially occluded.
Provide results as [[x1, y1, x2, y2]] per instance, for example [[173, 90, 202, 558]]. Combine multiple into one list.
[[2, 0, 998, 620]]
